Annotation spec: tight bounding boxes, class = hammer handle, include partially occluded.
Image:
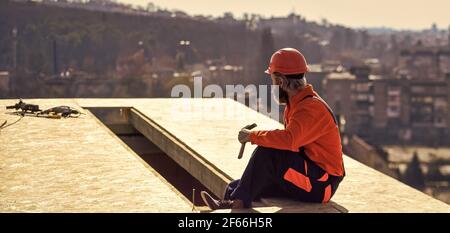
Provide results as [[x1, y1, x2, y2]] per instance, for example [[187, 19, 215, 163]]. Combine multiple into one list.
[[238, 143, 246, 159], [237, 123, 257, 159]]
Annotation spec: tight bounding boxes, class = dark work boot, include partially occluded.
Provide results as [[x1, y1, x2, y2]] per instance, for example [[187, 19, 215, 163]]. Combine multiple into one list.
[[200, 191, 233, 210]]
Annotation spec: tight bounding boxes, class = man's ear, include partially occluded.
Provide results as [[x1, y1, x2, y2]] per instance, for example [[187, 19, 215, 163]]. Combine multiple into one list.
[[275, 77, 282, 86], [273, 72, 283, 85], [274, 72, 288, 89]]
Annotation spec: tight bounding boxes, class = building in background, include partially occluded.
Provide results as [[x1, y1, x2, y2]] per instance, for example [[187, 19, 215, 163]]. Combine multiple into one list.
[[323, 71, 355, 134], [397, 45, 450, 80], [0, 71, 9, 97], [323, 46, 450, 146]]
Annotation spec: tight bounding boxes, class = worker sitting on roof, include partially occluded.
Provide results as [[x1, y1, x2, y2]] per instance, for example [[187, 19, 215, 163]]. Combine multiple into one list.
[[201, 48, 345, 210]]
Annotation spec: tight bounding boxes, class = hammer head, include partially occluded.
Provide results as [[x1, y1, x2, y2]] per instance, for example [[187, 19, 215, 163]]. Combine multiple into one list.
[[243, 123, 257, 130]]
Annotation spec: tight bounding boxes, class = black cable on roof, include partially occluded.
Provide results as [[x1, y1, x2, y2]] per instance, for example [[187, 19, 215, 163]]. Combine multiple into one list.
[[0, 115, 24, 130]]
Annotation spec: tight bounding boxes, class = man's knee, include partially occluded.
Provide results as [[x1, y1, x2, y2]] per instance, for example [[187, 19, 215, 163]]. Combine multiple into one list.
[[253, 146, 283, 155], [251, 146, 281, 162]]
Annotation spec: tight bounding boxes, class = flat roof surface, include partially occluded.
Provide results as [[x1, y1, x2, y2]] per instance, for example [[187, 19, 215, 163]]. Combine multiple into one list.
[[0, 99, 191, 212], [1, 98, 449, 212]]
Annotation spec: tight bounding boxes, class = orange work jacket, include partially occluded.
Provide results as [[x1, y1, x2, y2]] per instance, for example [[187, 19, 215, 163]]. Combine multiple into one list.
[[249, 84, 344, 177]]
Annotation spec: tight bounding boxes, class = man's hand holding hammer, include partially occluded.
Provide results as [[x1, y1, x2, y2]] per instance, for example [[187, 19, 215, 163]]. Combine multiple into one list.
[[237, 123, 257, 159], [238, 128, 252, 143]]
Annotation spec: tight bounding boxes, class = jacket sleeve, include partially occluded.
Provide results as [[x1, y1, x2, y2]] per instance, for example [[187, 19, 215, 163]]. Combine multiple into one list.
[[249, 101, 333, 151]]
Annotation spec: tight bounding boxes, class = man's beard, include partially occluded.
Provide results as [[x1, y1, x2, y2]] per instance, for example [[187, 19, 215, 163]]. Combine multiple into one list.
[[272, 86, 289, 105]]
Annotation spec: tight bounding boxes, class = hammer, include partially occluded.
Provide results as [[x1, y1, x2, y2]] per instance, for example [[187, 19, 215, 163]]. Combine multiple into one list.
[[238, 123, 257, 159]]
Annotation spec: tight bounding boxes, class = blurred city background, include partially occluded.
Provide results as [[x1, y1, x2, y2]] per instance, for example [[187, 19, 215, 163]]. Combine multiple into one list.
[[1, 0, 450, 204]]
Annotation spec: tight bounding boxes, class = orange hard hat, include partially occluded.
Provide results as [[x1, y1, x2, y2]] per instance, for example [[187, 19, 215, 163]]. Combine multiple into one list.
[[265, 48, 309, 75]]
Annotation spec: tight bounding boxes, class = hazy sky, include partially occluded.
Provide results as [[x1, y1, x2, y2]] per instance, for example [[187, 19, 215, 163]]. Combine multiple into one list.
[[117, 0, 450, 30]]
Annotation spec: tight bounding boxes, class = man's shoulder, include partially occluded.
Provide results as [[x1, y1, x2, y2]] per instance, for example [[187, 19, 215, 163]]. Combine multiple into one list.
[[290, 98, 328, 118], [298, 96, 327, 110]]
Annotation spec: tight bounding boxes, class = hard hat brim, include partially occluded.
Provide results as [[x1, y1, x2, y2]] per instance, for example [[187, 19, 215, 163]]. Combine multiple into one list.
[[265, 67, 310, 75]]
